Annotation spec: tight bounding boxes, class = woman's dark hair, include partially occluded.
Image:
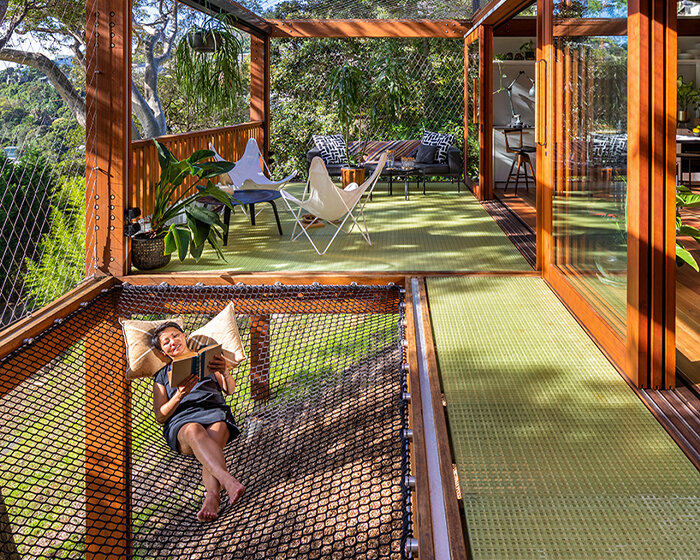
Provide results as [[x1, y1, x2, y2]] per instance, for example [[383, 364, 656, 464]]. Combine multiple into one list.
[[151, 321, 185, 351]]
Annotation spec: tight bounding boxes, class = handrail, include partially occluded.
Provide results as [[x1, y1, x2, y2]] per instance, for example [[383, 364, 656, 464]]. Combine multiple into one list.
[[130, 121, 264, 216]]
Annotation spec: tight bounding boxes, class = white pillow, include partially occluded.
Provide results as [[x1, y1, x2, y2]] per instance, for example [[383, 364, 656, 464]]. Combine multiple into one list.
[[188, 302, 247, 368], [120, 317, 185, 380]]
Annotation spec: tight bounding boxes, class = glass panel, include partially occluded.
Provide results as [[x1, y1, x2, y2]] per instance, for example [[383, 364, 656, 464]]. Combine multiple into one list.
[[676, 13, 700, 383], [551, 25, 628, 335]]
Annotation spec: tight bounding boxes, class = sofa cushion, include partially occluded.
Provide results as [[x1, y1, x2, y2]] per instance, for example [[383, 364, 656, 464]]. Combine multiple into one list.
[[421, 131, 455, 164], [312, 134, 347, 165], [415, 144, 437, 164]]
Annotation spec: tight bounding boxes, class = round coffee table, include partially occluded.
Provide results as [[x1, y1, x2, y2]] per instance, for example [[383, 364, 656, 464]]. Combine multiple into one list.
[[200, 189, 283, 245]]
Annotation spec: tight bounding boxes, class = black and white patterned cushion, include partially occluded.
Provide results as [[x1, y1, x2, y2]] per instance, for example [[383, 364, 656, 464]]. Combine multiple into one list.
[[312, 134, 347, 165], [420, 131, 455, 164]]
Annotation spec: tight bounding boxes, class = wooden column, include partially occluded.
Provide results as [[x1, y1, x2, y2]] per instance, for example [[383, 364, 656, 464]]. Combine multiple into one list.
[[464, 38, 468, 184], [536, 0, 553, 272], [250, 35, 271, 163], [250, 315, 271, 401], [478, 25, 494, 200], [84, 297, 131, 558], [85, 0, 131, 277], [627, 0, 676, 388]]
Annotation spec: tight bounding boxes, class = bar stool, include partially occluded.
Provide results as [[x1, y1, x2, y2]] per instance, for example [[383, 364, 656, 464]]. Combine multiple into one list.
[[503, 128, 536, 195]]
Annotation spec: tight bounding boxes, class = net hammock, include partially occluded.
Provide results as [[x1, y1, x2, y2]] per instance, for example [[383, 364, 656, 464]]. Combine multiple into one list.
[[0, 283, 413, 559]]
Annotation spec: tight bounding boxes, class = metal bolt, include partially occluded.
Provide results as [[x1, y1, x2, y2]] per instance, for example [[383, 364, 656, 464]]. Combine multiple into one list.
[[402, 429, 413, 441], [405, 538, 419, 557], [401, 392, 411, 403], [404, 475, 416, 490]]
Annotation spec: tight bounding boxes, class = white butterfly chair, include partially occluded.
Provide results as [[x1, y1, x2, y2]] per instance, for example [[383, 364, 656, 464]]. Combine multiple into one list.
[[209, 138, 297, 191], [280, 153, 387, 255]]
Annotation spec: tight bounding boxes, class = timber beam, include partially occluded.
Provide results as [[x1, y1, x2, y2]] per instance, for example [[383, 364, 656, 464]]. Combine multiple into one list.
[[179, 0, 273, 38], [268, 19, 471, 38]]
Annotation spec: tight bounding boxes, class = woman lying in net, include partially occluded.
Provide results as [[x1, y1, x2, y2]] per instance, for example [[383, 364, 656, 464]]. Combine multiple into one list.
[[152, 322, 245, 522]]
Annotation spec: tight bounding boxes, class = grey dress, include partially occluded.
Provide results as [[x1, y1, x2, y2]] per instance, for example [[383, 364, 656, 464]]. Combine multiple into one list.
[[154, 366, 240, 453]]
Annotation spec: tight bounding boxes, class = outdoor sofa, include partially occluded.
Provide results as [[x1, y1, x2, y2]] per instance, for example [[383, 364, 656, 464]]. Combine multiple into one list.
[[307, 136, 464, 190]]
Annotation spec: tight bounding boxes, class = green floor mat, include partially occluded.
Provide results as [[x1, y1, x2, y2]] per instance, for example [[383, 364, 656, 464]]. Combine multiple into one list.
[[158, 184, 531, 274], [427, 276, 700, 560]]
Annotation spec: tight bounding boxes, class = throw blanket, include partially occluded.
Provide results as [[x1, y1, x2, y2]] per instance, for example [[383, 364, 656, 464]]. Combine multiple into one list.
[[348, 140, 421, 163]]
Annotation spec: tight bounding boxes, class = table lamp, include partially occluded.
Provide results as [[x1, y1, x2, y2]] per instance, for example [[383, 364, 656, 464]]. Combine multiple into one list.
[[506, 71, 535, 128]]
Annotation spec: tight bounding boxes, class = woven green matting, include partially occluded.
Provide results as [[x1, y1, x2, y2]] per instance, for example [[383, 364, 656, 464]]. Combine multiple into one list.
[[427, 276, 700, 560], [161, 183, 530, 273]]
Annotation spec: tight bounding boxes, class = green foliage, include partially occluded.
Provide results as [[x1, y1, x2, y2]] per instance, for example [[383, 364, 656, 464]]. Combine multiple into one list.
[[150, 141, 236, 262], [677, 76, 700, 113], [0, 67, 85, 166], [23, 176, 86, 309], [676, 185, 700, 271], [0, 150, 55, 307], [270, 37, 465, 179], [174, 15, 246, 115]]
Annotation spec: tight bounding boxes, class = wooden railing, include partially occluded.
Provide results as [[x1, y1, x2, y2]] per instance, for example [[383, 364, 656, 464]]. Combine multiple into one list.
[[129, 121, 264, 216]]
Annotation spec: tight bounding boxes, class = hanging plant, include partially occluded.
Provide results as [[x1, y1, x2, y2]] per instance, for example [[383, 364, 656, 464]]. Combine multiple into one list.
[[174, 15, 244, 113]]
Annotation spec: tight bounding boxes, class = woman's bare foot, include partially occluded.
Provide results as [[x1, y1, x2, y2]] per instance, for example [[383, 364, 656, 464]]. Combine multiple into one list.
[[222, 477, 245, 505], [197, 491, 220, 522]]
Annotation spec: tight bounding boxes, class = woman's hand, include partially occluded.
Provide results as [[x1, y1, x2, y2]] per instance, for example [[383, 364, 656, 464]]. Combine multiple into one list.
[[208, 354, 227, 375], [176, 375, 198, 398]]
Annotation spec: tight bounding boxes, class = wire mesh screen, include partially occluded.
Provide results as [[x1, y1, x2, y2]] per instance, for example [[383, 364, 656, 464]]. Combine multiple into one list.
[[270, 37, 464, 178], [0, 283, 412, 559], [0, 0, 95, 329]]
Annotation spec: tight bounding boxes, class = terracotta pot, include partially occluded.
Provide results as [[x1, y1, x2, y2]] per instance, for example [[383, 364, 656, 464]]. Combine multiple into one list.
[[341, 166, 366, 188], [131, 233, 171, 271]]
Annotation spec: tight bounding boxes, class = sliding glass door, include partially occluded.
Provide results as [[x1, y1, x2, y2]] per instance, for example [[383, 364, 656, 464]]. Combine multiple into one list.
[[550, 6, 629, 337]]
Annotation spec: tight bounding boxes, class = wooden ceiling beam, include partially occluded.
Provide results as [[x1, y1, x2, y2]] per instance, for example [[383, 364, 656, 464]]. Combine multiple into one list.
[[268, 19, 471, 38]]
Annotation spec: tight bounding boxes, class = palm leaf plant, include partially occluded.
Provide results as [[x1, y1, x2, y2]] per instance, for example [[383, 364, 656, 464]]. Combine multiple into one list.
[[676, 185, 700, 271], [147, 140, 235, 262]]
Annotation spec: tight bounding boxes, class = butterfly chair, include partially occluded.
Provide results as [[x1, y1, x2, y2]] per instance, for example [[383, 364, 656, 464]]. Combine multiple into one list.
[[280, 153, 387, 256], [210, 138, 297, 190], [208, 139, 298, 242]]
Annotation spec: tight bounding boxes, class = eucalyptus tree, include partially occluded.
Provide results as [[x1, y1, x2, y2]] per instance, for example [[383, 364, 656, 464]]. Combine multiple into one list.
[[0, 0, 188, 138]]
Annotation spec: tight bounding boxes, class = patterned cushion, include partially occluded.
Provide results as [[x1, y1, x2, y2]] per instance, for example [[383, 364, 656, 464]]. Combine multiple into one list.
[[421, 131, 455, 164], [312, 134, 347, 165]]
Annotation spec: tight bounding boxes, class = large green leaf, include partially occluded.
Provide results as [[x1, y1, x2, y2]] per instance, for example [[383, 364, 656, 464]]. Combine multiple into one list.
[[188, 149, 216, 164], [197, 161, 235, 179], [196, 183, 236, 209], [190, 239, 206, 262], [186, 204, 224, 228], [186, 213, 211, 248], [155, 140, 177, 170], [678, 224, 700, 240], [165, 225, 190, 261], [676, 243, 699, 271]]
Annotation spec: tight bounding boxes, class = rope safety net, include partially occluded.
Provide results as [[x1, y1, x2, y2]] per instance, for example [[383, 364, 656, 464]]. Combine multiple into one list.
[[0, 283, 412, 559]]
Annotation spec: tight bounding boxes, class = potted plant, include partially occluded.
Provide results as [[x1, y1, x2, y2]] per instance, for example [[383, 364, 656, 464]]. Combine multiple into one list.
[[174, 15, 245, 113], [677, 76, 700, 125], [676, 184, 700, 271], [519, 40, 535, 60], [130, 141, 235, 270]]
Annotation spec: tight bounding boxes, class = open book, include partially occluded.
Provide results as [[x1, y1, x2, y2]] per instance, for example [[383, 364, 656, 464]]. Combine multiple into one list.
[[168, 343, 222, 387]]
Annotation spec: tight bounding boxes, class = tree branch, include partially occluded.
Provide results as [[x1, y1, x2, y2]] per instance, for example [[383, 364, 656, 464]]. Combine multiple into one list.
[[132, 82, 163, 139], [0, 48, 85, 127]]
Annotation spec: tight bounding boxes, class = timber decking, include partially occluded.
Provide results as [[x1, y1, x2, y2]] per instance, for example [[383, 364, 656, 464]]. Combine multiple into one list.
[[427, 275, 700, 560], [155, 184, 532, 274]]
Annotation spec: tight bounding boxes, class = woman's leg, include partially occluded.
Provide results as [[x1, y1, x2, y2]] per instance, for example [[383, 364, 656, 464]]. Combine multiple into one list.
[[178, 422, 245, 509], [196, 423, 240, 521]]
